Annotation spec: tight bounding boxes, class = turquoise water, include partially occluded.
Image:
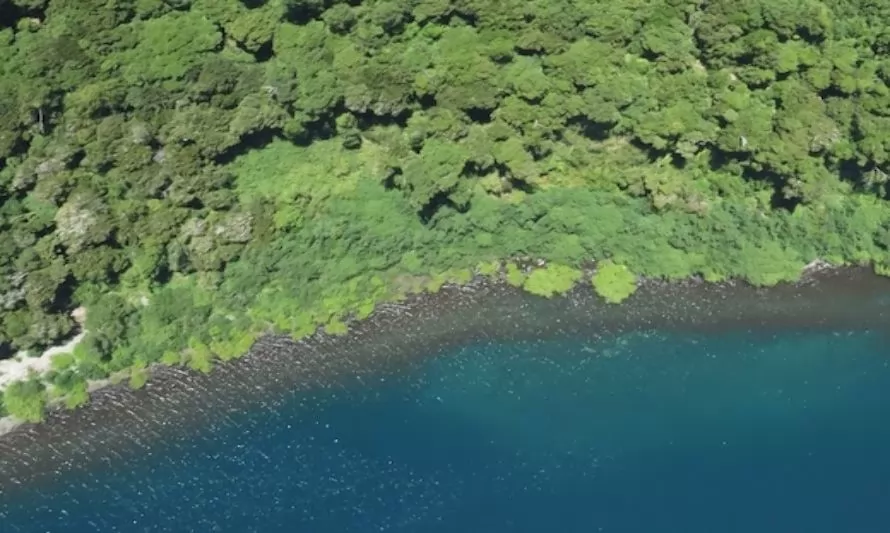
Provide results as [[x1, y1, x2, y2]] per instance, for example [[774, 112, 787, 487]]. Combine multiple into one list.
[[3, 328, 890, 532]]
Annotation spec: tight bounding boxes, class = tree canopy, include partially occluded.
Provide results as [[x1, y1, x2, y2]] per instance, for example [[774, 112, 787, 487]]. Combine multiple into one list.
[[3, 0, 890, 417]]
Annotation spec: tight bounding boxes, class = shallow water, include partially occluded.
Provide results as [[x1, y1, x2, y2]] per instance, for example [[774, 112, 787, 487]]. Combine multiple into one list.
[[3, 325, 890, 532]]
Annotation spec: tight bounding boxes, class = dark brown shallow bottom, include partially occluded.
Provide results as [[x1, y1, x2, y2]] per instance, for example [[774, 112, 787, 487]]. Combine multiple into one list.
[[1, 268, 889, 493]]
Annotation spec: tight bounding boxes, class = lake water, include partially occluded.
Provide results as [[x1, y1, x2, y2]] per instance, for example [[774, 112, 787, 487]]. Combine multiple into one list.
[[3, 317, 890, 532]]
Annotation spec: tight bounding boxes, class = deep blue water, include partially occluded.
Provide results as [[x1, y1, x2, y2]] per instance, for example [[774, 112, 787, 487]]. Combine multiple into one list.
[[4, 328, 890, 532]]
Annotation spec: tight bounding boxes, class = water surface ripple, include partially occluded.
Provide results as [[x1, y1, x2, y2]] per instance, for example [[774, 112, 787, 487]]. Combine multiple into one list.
[[1, 270, 889, 532]]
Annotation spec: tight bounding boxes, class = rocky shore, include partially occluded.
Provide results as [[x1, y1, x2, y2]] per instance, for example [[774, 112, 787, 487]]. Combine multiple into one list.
[[1, 267, 889, 492]]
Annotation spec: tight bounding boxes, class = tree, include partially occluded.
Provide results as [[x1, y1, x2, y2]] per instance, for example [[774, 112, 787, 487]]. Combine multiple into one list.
[[3, 378, 48, 422], [592, 261, 637, 303]]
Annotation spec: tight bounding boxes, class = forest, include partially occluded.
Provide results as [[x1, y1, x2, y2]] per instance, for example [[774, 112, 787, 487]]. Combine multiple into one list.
[[2, 0, 890, 420]]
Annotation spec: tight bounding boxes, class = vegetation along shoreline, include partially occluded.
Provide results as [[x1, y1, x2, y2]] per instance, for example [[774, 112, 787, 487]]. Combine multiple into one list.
[[2, 265, 889, 491], [4, 2, 890, 432], [0, 258, 884, 436]]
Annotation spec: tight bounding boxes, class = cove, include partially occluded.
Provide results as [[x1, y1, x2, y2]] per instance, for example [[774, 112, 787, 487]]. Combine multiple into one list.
[[2, 270, 890, 532]]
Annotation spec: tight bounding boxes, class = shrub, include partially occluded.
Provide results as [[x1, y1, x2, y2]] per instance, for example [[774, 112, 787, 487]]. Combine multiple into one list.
[[505, 263, 526, 287], [3, 379, 48, 422], [592, 261, 637, 304], [523, 264, 582, 297]]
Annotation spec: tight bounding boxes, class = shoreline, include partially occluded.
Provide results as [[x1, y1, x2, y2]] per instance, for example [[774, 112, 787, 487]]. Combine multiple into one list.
[[0, 307, 89, 435], [0, 262, 879, 436], [0, 331, 87, 392], [0, 257, 848, 395], [0, 305, 88, 391], [1, 267, 889, 491]]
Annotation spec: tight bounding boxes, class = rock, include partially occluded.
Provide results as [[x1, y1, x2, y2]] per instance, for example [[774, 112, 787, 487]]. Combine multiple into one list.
[[803, 258, 833, 274], [71, 306, 87, 325], [213, 212, 253, 244], [131, 122, 154, 145], [0, 286, 26, 310], [55, 199, 105, 253], [180, 217, 208, 239], [35, 158, 65, 178]]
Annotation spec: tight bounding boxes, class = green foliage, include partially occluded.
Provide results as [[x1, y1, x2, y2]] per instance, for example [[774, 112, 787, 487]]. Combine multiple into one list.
[[187, 341, 214, 374], [324, 318, 349, 336], [425, 272, 449, 293], [63, 381, 89, 410], [129, 363, 149, 390], [738, 243, 804, 287], [354, 300, 376, 320], [6, 0, 890, 423], [50, 351, 76, 371], [505, 263, 526, 287], [476, 261, 501, 277], [101, 11, 223, 84], [3, 379, 47, 422], [211, 329, 257, 361], [448, 268, 474, 285], [522, 264, 582, 298], [592, 262, 638, 304], [160, 350, 184, 366]]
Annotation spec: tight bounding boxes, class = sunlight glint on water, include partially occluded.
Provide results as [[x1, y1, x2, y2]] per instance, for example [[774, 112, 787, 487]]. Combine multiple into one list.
[[3, 327, 890, 532]]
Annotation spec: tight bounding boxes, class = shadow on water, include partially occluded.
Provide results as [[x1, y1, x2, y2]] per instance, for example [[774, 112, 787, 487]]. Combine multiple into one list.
[[1, 268, 890, 532]]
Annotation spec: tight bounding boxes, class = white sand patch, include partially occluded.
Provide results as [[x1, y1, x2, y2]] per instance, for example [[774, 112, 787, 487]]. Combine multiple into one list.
[[0, 307, 88, 392], [0, 308, 89, 432], [0, 331, 87, 391]]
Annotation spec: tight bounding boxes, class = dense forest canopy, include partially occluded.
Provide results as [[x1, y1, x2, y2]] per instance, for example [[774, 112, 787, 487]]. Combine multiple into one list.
[[2, 0, 890, 417]]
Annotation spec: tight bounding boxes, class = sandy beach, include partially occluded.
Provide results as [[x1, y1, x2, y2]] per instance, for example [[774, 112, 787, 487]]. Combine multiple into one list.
[[0, 331, 87, 391], [0, 330, 87, 435], [0, 308, 88, 433]]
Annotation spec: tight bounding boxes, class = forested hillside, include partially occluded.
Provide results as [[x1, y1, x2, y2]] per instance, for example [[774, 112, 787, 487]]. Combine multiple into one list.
[[2, 0, 890, 417]]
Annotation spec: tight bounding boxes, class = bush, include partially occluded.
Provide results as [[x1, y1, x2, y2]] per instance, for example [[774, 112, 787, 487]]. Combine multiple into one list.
[[129, 360, 149, 389], [523, 264, 582, 297], [64, 381, 90, 409], [3, 379, 48, 422], [505, 263, 526, 287], [187, 342, 214, 374], [476, 261, 500, 277], [592, 262, 637, 304], [324, 318, 349, 335]]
